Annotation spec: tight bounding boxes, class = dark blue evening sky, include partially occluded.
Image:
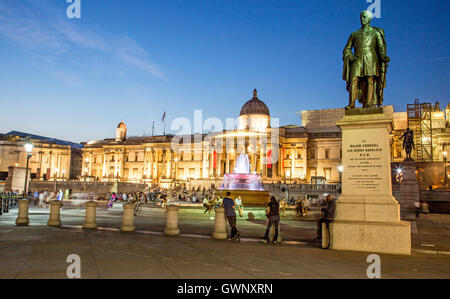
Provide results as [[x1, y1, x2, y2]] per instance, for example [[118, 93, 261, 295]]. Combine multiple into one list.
[[0, 0, 449, 142]]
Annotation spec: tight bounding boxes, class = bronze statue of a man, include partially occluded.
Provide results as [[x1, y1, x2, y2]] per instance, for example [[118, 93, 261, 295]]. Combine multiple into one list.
[[343, 11, 390, 110], [400, 128, 415, 160]]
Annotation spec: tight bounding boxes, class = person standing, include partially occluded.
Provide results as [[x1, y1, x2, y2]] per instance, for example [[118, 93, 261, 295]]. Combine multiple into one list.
[[234, 196, 244, 217], [161, 194, 167, 209], [56, 189, 63, 201], [33, 191, 39, 205], [260, 196, 281, 244], [414, 201, 421, 218], [301, 196, 310, 217], [38, 191, 45, 207], [317, 195, 336, 240], [203, 196, 210, 214], [295, 196, 302, 217], [280, 197, 288, 217], [222, 191, 240, 241]]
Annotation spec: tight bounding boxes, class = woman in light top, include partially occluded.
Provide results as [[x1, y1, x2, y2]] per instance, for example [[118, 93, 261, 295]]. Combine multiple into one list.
[[234, 196, 244, 217]]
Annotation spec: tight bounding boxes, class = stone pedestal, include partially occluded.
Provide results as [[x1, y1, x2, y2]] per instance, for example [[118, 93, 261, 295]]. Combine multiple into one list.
[[47, 201, 62, 227], [164, 205, 180, 236], [83, 201, 98, 229], [121, 203, 136, 232], [398, 159, 420, 219], [212, 207, 227, 240], [330, 109, 411, 255], [15, 199, 30, 226]]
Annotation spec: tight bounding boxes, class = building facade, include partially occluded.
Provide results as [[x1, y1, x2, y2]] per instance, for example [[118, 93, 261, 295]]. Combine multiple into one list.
[[81, 92, 450, 188], [0, 132, 82, 182]]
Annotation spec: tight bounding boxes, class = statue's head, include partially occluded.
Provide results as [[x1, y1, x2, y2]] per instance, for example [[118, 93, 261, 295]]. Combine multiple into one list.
[[360, 10, 373, 26]]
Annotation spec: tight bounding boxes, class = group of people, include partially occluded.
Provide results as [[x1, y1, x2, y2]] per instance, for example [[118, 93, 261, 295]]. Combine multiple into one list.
[[218, 192, 336, 245], [295, 196, 312, 217], [27, 189, 64, 207], [105, 191, 148, 215], [202, 195, 244, 217]]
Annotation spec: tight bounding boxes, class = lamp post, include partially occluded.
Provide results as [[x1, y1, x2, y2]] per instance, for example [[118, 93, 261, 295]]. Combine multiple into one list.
[[444, 151, 447, 189], [338, 165, 344, 182], [84, 167, 88, 193], [23, 143, 34, 197], [338, 165, 344, 193], [174, 157, 178, 188]]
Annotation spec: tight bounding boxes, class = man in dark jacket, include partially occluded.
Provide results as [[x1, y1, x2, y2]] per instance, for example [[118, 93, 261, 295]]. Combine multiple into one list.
[[317, 195, 336, 239], [222, 192, 240, 241]]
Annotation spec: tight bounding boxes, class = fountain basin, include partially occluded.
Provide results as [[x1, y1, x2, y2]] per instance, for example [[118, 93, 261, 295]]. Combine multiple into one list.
[[217, 189, 271, 207]]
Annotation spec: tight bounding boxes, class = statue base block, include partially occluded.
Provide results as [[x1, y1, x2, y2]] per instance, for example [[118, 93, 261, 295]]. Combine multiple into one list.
[[328, 220, 411, 255]]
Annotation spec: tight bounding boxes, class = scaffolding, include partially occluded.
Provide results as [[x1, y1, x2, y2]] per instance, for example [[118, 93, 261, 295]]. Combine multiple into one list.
[[407, 99, 433, 162]]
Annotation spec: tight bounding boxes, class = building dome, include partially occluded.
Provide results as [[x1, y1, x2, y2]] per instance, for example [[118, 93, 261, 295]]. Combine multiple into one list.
[[117, 120, 127, 129], [116, 120, 127, 142], [239, 89, 270, 117]]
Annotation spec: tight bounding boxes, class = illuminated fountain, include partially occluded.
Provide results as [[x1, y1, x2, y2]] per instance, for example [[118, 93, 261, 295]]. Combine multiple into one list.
[[219, 153, 270, 207]]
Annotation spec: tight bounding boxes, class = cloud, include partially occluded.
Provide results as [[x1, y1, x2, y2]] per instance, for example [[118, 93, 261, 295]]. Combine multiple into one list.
[[0, 0, 166, 80]]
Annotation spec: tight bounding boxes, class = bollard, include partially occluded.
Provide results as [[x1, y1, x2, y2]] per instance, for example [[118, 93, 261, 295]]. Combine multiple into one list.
[[269, 222, 282, 243], [15, 199, 30, 226], [121, 203, 136, 232], [164, 205, 180, 236], [212, 207, 227, 240], [83, 201, 98, 229], [321, 222, 330, 249], [47, 201, 62, 227]]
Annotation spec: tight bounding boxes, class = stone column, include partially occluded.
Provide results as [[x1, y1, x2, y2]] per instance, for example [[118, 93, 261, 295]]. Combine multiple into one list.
[[398, 159, 420, 219], [47, 201, 62, 227], [164, 205, 180, 236], [83, 201, 98, 229], [15, 199, 30, 226], [212, 207, 227, 239], [121, 203, 136, 232]]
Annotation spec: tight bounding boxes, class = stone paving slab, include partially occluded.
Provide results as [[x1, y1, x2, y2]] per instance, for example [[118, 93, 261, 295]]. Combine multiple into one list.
[[1, 206, 449, 279], [0, 225, 449, 279]]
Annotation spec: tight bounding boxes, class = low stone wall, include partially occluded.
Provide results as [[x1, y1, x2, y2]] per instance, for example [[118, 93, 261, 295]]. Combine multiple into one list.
[[29, 181, 147, 195], [420, 191, 450, 214]]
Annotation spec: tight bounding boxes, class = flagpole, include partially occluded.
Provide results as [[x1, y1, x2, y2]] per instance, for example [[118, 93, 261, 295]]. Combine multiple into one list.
[[152, 121, 155, 137]]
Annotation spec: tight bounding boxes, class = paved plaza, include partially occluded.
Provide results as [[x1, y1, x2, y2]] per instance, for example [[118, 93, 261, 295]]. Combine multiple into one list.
[[0, 202, 449, 279]]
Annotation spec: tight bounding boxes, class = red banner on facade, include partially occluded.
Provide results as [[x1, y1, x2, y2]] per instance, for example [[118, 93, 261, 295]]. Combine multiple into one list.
[[213, 150, 217, 169], [267, 149, 272, 169]]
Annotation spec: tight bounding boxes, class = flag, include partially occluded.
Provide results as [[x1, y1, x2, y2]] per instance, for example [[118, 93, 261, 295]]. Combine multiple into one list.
[[267, 149, 272, 169], [162, 111, 166, 121]]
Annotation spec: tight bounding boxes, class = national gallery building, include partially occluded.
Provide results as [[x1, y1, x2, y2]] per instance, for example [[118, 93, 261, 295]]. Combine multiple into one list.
[[80, 90, 450, 188]]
